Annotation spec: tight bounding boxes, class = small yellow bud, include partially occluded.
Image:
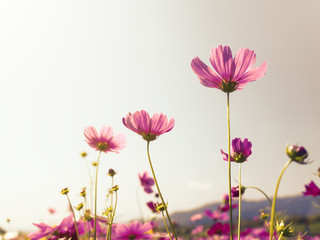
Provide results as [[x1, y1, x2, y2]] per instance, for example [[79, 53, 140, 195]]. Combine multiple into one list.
[[80, 187, 87, 197], [81, 152, 87, 158], [155, 202, 167, 212], [75, 203, 84, 211], [92, 162, 98, 167], [102, 207, 113, 216], [61, 188, 69, 195], [111, 185, 120, 192]]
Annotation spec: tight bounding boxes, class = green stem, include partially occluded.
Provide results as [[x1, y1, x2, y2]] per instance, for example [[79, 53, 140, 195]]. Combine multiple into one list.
[[269, 159, 292, 240], [161, 211, 173, 240], [246, 186, 272, 206], [94, 151, 102, 240], [66, 194, 80, 240], [146, 141, 178, 240], [227, 93, 234, 240], [238, 163, 242, 240], [108, 190, 118, 240]]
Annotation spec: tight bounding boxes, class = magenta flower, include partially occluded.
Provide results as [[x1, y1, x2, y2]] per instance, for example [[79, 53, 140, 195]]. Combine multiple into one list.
[[303, 180, 320, 197], [231, 185, 246, 198], [113, 221, 153, 240], [28, 214, 85, 240], [84, 126, 126, 153], [146, 201, 158, 213], [139, 172, 155, 194], [221, 138, 252, 163], [122, 110, 175, 142], [207, 222, 230, 236], [191, 45, 267, 93]]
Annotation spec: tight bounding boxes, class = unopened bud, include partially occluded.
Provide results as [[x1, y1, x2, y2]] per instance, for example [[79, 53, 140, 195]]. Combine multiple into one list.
[[61, 188, 69, 195]]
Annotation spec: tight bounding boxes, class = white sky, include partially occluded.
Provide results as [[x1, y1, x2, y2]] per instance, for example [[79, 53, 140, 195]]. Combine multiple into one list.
[[1, 0, 320, 232]]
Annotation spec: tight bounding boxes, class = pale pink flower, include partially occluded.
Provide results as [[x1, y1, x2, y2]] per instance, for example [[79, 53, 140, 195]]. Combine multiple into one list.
[[84, 126, 126, 153], [122, 110, 175, 142], [190, 213, 203, 221], [48, 208, 56, 214], [191, 45, 267, 93]]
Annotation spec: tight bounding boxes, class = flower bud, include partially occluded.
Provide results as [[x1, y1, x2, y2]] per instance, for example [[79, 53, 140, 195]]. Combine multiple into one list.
[[155, 202, 167, 212], [80, 187, 86, 197], [286, 145, 308, 164], [231, 185, 246, 198], [108, 168, 117, 177], [75, 203, 84, 211], [81, 152, 87, 158], [61, 188, 69, 195]]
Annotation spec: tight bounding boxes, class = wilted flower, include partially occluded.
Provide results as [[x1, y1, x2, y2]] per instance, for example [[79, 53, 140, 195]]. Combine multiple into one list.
[[122, 110, 175, 142], [303, 180, 320, 197], [286, 145, 309, 164], [231, 185, 246, 198], [139, 172, 155, 194], [113, 221, 153, 240], [84, 126, 126, 153], [191, 45, 267, 93], [221, 138, 252, 163], [275, 221, 295, 238]]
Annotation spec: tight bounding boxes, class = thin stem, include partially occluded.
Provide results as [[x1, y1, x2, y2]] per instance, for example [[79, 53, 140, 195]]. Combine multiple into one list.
[[108, 190, 118, 240], [161, 211, 173, 240], [66, 194, 80, 240], [146, 141, 178, 240], [277, 231, 284, 240], [246, 186, 272, 206], [227, 93, 234, 240], [269, 160, 292, 240], [94, 151, 102, 240], [136, 186, 145, 222], [238, 163, 242, 240]]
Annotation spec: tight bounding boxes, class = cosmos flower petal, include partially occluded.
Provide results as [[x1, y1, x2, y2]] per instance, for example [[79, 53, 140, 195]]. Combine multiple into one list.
[[233, 48, 256, 81], [210, 45, 235, 81], [237, 61, 267, 84], [191, 57, 223, 88]]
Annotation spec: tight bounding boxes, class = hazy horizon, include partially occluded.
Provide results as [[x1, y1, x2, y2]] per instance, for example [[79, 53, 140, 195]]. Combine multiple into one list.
[[1, 0, 320, 232]]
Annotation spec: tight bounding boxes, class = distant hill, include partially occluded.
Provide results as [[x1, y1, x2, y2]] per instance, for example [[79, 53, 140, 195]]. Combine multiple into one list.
[[169, 195, 320, 226]]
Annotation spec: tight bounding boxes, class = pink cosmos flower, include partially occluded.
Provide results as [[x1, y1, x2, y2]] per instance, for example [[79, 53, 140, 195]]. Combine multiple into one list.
[[191, 45, 267, 93], [139, 172, 155, 194], [48, 207, 56, 214], [221, 138, 252, 163], [190, 213, 203, 221], [28, 214, 85, 240], [207, 222, 230, 236], [122, 110, 175, 142], [203, 209, 229, 222], [84, 126, 126, 153], [113, 221, 153, 240], [303, 180, 320, 197], [191, 225, 204, 235]]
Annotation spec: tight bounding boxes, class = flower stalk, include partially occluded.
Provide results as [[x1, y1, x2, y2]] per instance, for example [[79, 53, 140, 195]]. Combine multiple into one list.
[[146, 141, 178, 240], [227, 93, 234, 240], [93, 151, 102, 240], [269, 159, 292, 240], [238, 163, 242, 240], [63, 192, 80, 240]]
